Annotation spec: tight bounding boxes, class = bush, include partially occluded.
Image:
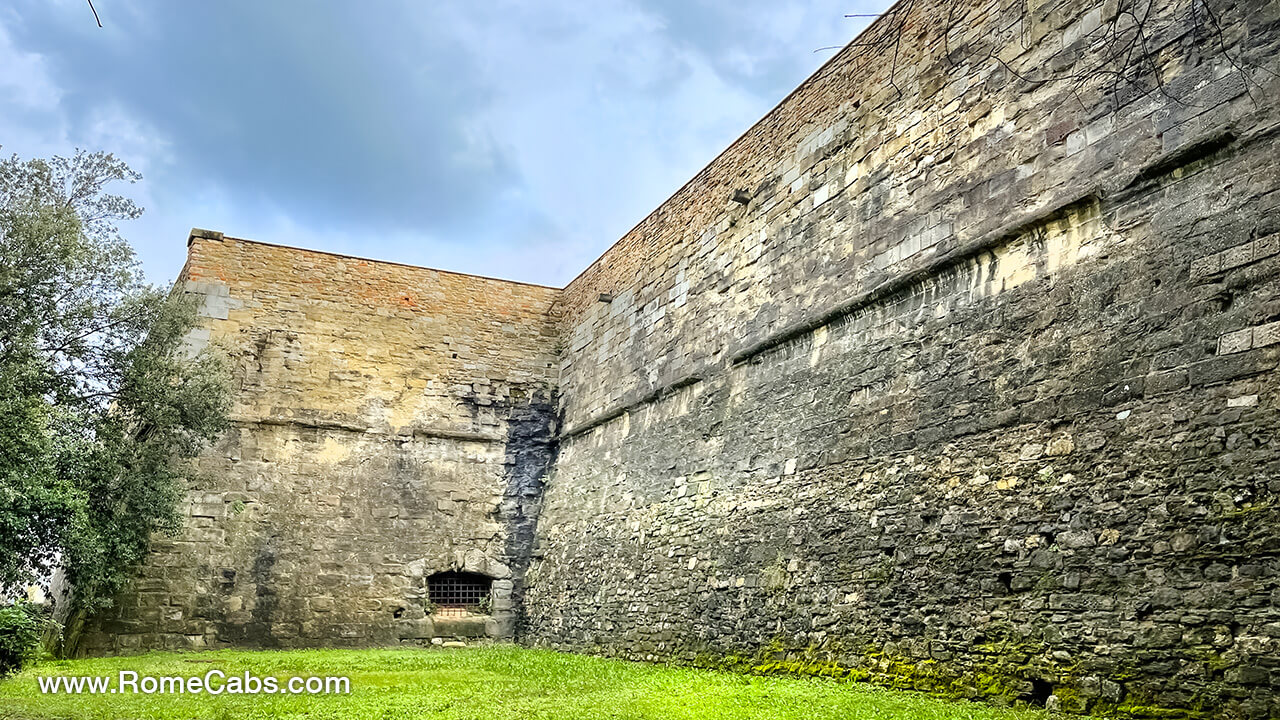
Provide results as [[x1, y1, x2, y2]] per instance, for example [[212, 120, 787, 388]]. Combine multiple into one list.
[[0, 600, 48, 676]]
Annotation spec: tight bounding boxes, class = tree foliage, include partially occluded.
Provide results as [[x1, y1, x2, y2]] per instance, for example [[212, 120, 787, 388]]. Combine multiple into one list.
[[0, 149, 230, 616]]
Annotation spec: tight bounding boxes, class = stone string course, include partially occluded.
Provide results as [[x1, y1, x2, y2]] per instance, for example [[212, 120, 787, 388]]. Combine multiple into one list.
[[85, 0, 1279, 716]]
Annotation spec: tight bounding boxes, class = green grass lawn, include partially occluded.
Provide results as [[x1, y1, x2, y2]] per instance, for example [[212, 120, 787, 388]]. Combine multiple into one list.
[[0, 645, 1047, 720]]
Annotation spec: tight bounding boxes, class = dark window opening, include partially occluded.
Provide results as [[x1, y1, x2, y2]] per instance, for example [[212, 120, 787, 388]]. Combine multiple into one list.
[[427, 571, 492, 617]]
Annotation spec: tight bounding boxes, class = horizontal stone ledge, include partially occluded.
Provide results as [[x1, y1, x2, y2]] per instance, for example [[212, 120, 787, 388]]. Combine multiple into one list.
[[728, 189, 1102, 367], [561, 191, 1112, 439], [558, 374, 703, 440], [401, 428, 505, 444], [1121, 125, 1238, 190], [230, 416, 505, 444]]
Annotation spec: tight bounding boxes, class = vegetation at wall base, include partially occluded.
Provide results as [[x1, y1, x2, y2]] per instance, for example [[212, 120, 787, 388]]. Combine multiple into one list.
[[0, 645, 1048, 720], [0, 602, 49, 677]]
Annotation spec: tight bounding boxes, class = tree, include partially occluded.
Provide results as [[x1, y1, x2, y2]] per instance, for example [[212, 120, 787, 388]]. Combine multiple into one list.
[[0, 149, 230, 625]]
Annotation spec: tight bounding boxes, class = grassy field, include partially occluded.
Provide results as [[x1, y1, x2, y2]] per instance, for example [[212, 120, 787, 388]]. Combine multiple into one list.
[[0, 646, 1047, 720]]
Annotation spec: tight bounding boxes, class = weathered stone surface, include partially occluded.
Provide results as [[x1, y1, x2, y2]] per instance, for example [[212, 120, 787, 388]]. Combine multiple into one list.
[[81, 0, 1280, 717], [523, 0, 1280, 717], [79, 237, 561, 653]]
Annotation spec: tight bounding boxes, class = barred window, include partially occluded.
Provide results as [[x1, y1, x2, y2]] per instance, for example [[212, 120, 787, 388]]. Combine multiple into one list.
[[427, 571, 492, 616]]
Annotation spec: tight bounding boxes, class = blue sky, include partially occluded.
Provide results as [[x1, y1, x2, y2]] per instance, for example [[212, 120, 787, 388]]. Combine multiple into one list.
[[0, 0, 884, 287]]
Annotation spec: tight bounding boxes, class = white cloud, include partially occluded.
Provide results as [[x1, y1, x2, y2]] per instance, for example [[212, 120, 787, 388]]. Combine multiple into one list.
[[0, 19, 59, 111], [82, 103, 173, 175], [0, 16, 69, 159], [424, 0, 777, 278]]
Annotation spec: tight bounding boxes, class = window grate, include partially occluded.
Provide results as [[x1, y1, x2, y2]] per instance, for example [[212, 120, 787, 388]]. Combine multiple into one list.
[[427, 571, 491, 616]]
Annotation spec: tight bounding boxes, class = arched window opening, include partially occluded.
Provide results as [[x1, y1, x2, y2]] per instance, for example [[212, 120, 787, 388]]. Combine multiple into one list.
[[426, 571, 492, 617]]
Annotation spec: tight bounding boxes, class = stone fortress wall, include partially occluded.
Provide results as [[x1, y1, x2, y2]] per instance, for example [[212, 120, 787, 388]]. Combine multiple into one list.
[[83, 0, 1280, 716], [80, 232, 562, 652], [526, 0, 1280, 715]]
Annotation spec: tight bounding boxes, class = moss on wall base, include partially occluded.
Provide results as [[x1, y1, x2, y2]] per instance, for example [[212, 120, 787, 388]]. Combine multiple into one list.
[[678, 639, 1223, 719]]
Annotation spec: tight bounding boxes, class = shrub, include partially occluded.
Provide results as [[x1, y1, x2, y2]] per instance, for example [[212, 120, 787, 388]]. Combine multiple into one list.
[[0, 600, 49, 676]]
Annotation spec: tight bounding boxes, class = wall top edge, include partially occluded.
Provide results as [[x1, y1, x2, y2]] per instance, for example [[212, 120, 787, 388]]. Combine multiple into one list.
[[183, 228, 564, 293]]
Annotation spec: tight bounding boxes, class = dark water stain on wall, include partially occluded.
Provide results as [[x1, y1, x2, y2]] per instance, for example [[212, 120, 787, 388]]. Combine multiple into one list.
[[464, 387, 560, 637]]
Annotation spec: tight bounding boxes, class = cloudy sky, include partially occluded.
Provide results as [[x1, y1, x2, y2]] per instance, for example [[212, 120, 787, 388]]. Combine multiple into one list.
[[1, 0, 885, 287]]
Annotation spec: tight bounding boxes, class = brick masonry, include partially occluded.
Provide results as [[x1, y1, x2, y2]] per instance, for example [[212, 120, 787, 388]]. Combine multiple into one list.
[[81, 0, 1280, 716]]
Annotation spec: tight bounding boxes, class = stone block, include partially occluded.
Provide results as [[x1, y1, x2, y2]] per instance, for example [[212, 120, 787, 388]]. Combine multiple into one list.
[[1254, 321, 1280, 348], [1221, 242, 1253, 271], [1218, 328, 1254, 354], [432, 617, 487, 639], [1255, 232, 1279, 260], [395, 619, 434, 639], [1189, 253, 1221, 280]]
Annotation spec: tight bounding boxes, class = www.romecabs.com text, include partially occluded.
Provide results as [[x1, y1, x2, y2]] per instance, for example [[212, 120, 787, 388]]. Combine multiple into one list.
[[37, 671, 350, 695]]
